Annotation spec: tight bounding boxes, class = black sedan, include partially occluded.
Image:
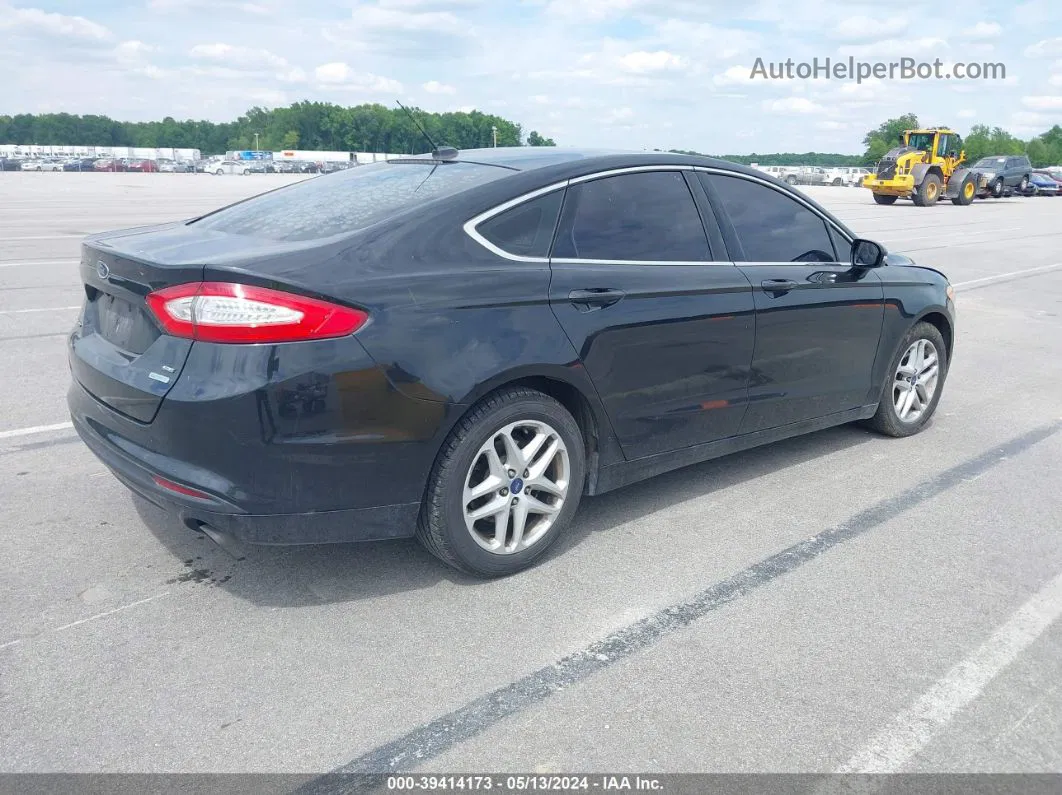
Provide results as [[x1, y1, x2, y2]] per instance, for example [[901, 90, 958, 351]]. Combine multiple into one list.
[[67, 148, 956, 576]]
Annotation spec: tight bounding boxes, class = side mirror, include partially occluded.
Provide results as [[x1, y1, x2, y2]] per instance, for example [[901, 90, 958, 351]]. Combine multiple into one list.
[[852, 238, 886, 268]]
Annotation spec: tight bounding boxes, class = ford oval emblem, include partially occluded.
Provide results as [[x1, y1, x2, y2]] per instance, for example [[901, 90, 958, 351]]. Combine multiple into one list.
[[96, 260, 110, 280]]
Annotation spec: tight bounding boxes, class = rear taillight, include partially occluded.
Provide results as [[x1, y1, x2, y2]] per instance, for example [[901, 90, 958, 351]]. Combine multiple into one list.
[[145, 282, 368, 344]]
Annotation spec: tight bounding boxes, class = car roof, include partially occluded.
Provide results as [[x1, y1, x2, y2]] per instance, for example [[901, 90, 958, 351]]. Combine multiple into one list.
[[409, 146, 775, 184]]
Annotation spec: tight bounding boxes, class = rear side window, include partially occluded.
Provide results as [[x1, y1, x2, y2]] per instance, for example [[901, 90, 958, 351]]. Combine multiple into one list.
[[193, 161, 508, 242], [552, 171, 710, 261], [476, 190, 564, 258], [702, 174, 836, 263]]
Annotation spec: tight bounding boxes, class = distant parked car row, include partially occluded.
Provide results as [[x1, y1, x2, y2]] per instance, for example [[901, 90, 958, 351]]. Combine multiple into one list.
[[0, 155, 351, 174], [752, 164, 871, 186]]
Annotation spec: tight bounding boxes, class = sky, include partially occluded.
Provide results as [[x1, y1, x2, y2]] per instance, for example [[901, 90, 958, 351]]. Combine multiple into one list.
[[0, 0, 1060, 154]]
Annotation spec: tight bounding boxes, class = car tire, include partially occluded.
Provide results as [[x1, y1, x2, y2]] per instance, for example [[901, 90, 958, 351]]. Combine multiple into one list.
[[1019, 175, 1029, 192], [872, 193, 898, 205], [832, 178, 843, 186], [992, 177, 1004, 198], [912, 173, 941, 206], [950, 174, 976, 206], [215, 169, 224, 176], [866, 321, 948, 438], [416, 387, 586, 577], [786, 175, 798, 185]]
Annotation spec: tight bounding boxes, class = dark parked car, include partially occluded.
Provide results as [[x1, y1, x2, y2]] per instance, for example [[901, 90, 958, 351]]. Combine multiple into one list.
[[93, 158, 125, 172], [64, 158, 99, 172], [970, 154, 1032, 197], [0, 157, 23, 171], [67, 148, 956, 577], [1025, 171, 1062, 196]]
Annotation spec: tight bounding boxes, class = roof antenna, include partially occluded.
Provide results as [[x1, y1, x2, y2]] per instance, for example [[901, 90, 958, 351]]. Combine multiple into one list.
[[396, 100, 458, 159]]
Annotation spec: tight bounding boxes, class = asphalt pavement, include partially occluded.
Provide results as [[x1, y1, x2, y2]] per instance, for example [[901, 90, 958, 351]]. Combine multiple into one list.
[[1, 172, 1060, 778]]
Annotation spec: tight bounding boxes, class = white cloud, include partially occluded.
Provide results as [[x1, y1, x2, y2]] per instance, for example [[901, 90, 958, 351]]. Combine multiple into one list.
[[763, 96, 824, 114], [422, 80, 456, 94], [962, 22, 1001, 39], [713, 65, 754, 86], [1025, 38, 1062, 58], [189, 43, 288, 69], [605, 106, 634, 123], [313, 62, 403, 93], [957, 108, 977, 118], [113, 40, 154, 64], [0, 6, 111, 41], [618, 50, 685, 73], [1021, 95, 1062, 110], [839, 37, 947, 57], [149, 0, 273, 12], [816, 120, 848, 131], [1051, 74, 1062, 87], [830, 16, 907, 42]]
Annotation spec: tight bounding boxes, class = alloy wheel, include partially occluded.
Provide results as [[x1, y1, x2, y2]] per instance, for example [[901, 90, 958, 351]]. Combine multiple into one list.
[[462, 420, 570, 555], [893, 339, 940, 423]]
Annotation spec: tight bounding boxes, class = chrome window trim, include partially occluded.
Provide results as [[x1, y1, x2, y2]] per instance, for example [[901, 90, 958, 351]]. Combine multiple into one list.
[[463, 163, 853, 264], [462, 179, 569, 263]]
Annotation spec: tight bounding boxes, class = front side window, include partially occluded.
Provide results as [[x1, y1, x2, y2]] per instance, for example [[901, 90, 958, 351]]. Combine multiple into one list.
[[552, 171, 710, 261], [702, 173, 836, 263]]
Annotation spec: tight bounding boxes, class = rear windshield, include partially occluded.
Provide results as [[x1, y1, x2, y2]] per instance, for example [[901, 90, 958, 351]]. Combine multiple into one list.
[[191, 161, 509, 242]]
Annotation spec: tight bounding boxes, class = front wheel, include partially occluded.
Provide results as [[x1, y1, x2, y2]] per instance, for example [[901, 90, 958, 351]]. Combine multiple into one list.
[[832, 178, 843, 186], [1019, 175, 1029, 192], [873, 193, 898, 205], [417, 387, 586, 577], [992, 178, 1004, 198], [912, 173, 941, 206], [215, 169, 224, 176], [951, 175, 976, 206], [866, 322, 948, 438]]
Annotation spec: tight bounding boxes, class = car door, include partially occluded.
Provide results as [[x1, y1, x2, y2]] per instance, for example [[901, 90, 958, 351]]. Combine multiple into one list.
[[699, 171, 885, 433], [547, 168, 756, 460]]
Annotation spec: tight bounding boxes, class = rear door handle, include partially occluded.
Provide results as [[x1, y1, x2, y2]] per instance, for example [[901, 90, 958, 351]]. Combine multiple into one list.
[[761, 279, 798, 295], [568, 288, 626, 310]]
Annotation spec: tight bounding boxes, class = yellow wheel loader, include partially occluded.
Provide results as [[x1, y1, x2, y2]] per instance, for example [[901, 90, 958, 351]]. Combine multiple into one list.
[[862, 127, 978, 207]]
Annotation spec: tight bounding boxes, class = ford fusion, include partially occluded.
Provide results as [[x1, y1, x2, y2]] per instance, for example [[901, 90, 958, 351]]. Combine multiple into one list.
[[68, 148, 956, 577]]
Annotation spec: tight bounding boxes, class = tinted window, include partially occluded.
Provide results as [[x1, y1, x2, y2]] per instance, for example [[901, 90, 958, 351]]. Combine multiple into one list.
[[552, 171, 710, 261], [703, 174, 836, 263], [477, 190, 563, 258], [193, 161, 508, 242]]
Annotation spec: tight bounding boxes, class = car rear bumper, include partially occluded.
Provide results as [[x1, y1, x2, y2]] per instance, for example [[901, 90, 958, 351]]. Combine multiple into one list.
[[67, 333, 456, 543], [70, 391, 423, 543]]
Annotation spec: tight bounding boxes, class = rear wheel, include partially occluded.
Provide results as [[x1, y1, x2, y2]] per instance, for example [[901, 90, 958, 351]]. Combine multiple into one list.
[[417, 387, 586, 577], [832, 178, 843, 186], [912, 173, 941, 206], [951, 175, 976, 206], [872, 193, 898, 205], [866, 322, 948, 438], [215, 168, 224, 176], [786, 175, 797, 185]]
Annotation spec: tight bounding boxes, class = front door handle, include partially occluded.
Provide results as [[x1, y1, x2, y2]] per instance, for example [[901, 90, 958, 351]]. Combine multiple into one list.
[[761, 279, 798, 296], [568, 288, 626, 310]]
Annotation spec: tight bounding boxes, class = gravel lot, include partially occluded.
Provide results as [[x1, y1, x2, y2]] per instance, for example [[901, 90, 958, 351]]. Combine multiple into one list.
[[1, 172, 1060, 777]]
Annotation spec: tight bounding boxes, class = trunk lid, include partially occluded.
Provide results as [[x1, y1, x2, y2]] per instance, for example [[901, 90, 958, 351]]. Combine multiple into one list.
[[69, 222, 314, 423]]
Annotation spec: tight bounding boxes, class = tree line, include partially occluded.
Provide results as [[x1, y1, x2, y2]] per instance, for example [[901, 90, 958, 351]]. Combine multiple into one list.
[[862, 114, 1062, 168], [2, 103, 1058, 168], [0, 102, 555, 154]]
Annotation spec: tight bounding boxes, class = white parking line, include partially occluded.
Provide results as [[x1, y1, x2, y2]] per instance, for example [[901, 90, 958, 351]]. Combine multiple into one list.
[[954, 263, 1062, 289], [0, 305, 80, 314], [0, 422, 74, 440], [837, 568, 1062, 773], [52, 593, 171, 633]]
